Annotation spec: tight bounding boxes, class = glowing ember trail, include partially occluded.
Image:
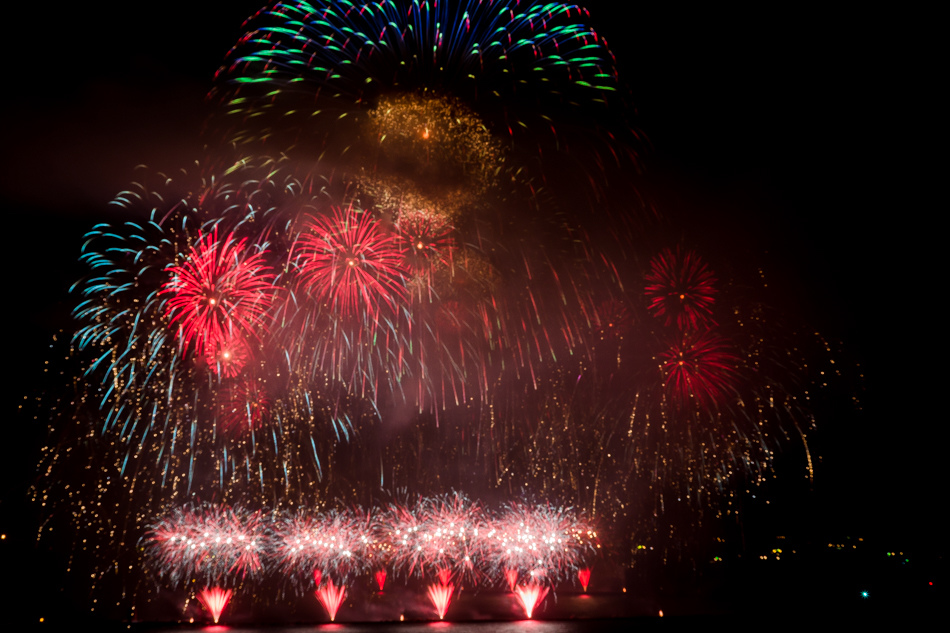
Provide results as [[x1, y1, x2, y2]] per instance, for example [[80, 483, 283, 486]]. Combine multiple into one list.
[[375, 569, 387, 591], [514, 583, 549, 619], [504, 568, 519, 592], [578, 568, 591, 592], [197, 587, 232, 624], [315, 580, 346, 622], [427, 582, 454, 620]]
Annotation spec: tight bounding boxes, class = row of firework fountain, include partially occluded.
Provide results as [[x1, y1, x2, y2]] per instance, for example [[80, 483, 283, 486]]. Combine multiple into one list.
[[144, 495, 598, 623]]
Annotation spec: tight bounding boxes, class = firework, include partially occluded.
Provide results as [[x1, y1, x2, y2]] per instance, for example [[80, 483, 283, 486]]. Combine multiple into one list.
[[143, 504, 265, 587], [293, 205, 408, 317], [270, 508, 378, 588], [162, 228, 276, 361], [514, 583, 549, 619], [379, 493, 487, 583], [659, 330, 741, 409], [315, 580, 346, 622], [645, 247, 718, 332], [427, 582, 454, 620], [394, 207, 457, 300], [211, 0, 630, 176], [485, 504, 598, 585], [578, 567, 591, 592], [34, 0, 839, 622], [197, 587, 233, 624]]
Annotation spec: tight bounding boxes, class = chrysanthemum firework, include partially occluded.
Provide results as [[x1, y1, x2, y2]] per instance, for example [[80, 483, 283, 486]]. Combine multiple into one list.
[[659, 330, 740, 410], [162, 228, 276, 362], [293, 205, 409, 317]]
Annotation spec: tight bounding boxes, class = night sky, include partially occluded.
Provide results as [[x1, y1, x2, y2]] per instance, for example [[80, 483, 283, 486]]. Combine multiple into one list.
[[2, 0, 937, 618]]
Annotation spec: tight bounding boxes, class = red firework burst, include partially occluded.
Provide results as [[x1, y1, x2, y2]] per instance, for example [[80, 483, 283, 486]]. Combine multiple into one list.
[[394, 209, 456, 295], [644, 247, 717, 331], [162, 229, 275, 357], [294, 207, 408, 316], [660, 330, 740, 409], [203, 334, 251, 378]]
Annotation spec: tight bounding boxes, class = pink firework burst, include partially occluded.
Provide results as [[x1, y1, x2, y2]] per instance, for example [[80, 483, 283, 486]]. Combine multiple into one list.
[[660, 330, 741, 409], [485, 504, 598, 583], [197, 587, 232, 624], [644, 247, 717, 331], [270, 509, 376, 587], [162, 228, 275, 358], [294, 206, 408, 316], [381, 494, 486, 582], [144, 504, 265, 586]]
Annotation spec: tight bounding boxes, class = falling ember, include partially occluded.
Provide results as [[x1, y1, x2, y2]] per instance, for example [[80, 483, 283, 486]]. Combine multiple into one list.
[[375, 569, 387, 591], [313, 569, 322, 589], [504, 568, 519, 592], [514, 584, 549, 619], [427, 582, 454, 620], [197, 587, 232, 624], [315, 580, 346, 622], [578, 568, 591, 592]]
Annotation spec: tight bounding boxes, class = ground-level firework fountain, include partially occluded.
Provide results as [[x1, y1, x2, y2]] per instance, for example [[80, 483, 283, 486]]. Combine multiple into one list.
[[514, 583, 549, 619], [315, 580, 346, 622], [427, 581, 454, 620], [197, 587, 232, 624], [578, 568, 591, 592]]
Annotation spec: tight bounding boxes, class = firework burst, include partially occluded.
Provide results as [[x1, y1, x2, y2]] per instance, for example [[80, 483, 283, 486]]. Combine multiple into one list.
[[659, 330, 741, 410], [294, 206, 409, 317], [162, 228, 276, 361], [143, 504, 266, 587], [645, 247, 718, 332]]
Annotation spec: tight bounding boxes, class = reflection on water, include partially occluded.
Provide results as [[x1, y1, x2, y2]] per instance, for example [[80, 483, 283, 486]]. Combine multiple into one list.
[[148, 622, 643, 633]]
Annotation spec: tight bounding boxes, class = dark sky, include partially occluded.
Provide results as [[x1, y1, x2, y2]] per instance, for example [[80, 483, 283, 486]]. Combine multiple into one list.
[[3, 1, 935, 555]]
